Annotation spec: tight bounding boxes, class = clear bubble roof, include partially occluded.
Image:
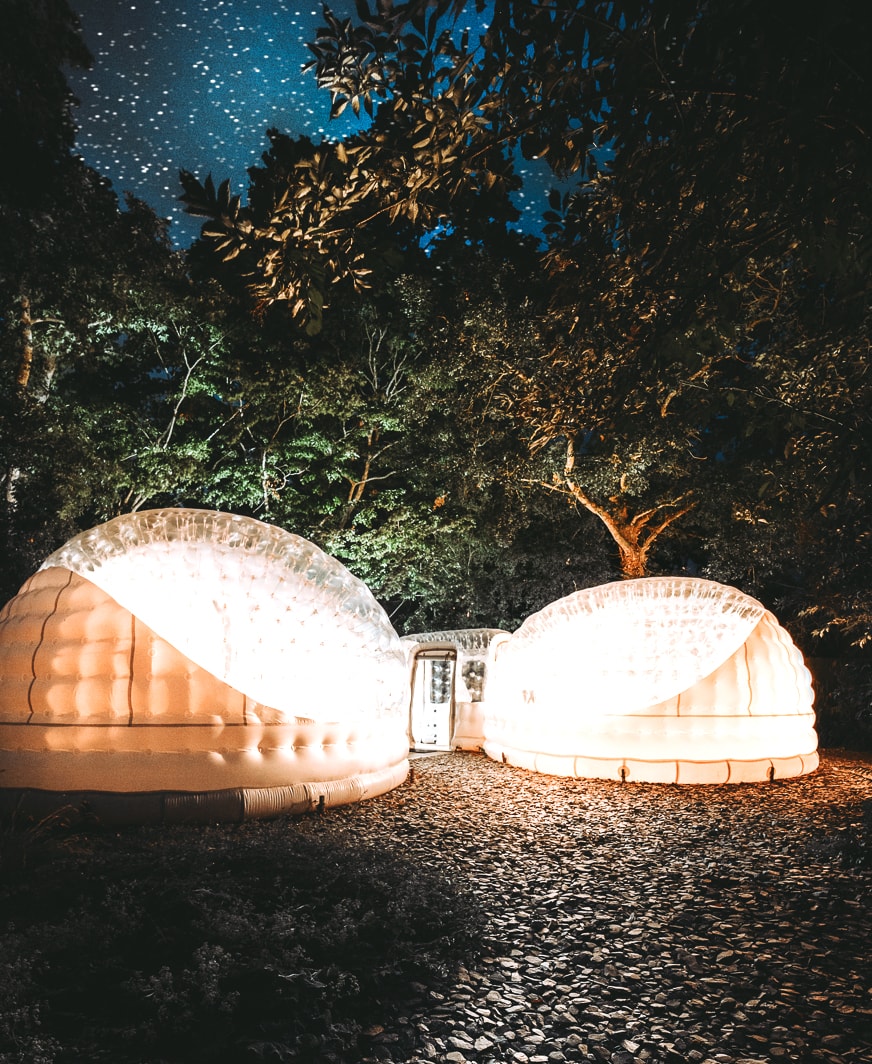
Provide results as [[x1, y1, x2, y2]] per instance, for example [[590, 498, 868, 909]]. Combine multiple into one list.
[[505, 576, 767, 713], [40, 509, 405, 718]]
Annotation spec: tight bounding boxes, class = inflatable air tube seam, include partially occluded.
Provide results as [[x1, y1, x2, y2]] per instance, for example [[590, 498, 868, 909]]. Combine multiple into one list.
[[0, 760, 409, 825]]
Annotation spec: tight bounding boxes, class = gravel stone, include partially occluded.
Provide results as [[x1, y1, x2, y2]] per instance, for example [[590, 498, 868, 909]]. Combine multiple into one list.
[[303, 752, 872, 1064]]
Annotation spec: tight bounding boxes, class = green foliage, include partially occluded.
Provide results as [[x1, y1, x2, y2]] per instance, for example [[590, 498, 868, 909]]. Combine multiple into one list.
[[0, 812, 485, 1063], [179, 1, 872, 615], [2, 0, 872, 739], [803, 658, 872, 753], [0, 176, 238, 601], [185, 0, 869, 323]]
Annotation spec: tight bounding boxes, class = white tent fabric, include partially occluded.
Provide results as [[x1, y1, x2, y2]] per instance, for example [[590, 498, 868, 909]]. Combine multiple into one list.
[[0, 518, 821, 811], [0, 510, 409, 821], [484, 577, 818, 783], [39, 508, 404, 723]]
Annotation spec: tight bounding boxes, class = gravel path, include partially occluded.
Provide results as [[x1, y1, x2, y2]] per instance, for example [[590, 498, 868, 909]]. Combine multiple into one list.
[[311, 751, 872, 1064]]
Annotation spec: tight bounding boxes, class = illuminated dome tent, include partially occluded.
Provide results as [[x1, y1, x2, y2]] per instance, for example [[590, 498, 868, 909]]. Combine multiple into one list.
[[0, 509, 409, 823], [484, 577, 818, 784]]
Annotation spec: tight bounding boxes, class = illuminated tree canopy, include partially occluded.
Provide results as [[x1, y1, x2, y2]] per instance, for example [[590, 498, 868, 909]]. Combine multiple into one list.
[[182, 0, 870, 323], [0, 0, 870, 747], [178, 0, 871, 603]]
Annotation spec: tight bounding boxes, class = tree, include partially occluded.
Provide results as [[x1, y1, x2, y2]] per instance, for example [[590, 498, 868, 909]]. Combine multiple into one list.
[[0, 0, 260, 600], [0, 170, 237, 599], [396, 232, 620, 620], [202, 265, 532, 629], [179, 5, 523, 331], [0, 0, 91, 207], [186, 1, 869, 314], [184, 0, 871, 589]]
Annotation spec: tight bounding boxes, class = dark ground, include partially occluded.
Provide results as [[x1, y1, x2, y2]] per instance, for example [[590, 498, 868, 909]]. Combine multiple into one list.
[[1, 750, 871, 1064]]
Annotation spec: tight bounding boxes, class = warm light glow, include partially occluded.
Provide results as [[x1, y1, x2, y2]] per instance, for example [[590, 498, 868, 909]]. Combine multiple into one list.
[[38, 508, 405, 723], [0, 509, 409, 820], [483, 577, 818, 783]]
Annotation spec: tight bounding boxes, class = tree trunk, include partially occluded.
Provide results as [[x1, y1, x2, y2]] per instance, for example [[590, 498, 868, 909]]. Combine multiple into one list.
[[617, 538, 648, 579], [16, 293, 34, 390], [339, 437, 375, 529], [561, 475, 694, 577], [5, 294, 33, 527], [555, 438, 695, 578], [338, 427, 397, 529]]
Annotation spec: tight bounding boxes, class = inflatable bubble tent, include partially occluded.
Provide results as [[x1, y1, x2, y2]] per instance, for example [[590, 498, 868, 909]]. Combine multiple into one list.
[[483, 576, 819, 783], [0, 509, 409, 822], [0, 512, 820, 821]]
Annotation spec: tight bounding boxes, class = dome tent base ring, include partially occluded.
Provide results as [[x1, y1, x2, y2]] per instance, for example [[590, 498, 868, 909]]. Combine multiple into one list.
[[0, 760, 409, 825], [484, 742, 819, 784]]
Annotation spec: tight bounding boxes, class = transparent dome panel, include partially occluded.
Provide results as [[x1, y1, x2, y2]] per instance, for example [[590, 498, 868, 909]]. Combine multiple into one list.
[[503, 577, 767, 714], [41, 509, 407, 722]]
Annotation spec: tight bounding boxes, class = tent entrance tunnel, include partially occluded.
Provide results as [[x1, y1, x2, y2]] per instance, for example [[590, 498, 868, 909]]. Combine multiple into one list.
[[409, 648, 456, 751]]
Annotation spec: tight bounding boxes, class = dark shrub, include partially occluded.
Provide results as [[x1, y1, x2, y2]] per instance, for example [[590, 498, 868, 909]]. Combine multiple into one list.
[[0, 815, 485, 1063]]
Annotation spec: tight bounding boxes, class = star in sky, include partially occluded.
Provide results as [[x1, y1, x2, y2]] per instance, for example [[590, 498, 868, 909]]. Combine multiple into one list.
[[68, 0, 554, 247]]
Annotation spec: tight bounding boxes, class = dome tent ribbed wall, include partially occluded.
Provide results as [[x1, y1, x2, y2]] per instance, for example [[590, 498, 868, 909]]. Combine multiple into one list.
[[0, 509, 409, 823], [483, 577, 819, 783]]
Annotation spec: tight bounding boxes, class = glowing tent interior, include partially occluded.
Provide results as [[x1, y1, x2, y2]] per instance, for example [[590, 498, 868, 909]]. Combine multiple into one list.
[[0, 510, 820, 819], [0, 509, 410, 823], [483, 577, 819, 783]]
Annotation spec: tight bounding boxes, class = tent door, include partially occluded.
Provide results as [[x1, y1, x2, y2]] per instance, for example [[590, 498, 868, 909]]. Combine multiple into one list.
[[409, 649, 457, 751]]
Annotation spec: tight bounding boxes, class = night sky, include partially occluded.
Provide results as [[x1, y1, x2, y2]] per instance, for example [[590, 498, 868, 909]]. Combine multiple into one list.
[[67, 0, 552, 247]]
